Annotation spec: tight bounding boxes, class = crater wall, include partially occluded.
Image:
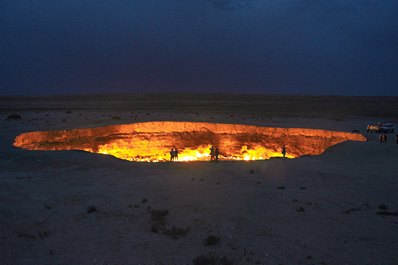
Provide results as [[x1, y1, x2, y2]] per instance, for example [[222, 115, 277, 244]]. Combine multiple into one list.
[[13, 121, 366, 161]]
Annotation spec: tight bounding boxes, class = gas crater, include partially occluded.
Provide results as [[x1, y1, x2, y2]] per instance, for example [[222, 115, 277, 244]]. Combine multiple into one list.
[[13, 121, 366, 162]]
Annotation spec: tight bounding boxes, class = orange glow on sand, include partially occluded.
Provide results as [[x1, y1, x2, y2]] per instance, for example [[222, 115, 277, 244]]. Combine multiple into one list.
[[13, 121, 366, 162]]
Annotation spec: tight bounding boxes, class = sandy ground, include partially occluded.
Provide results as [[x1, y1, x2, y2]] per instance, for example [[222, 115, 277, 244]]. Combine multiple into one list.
[[0, 94, 398, 265]]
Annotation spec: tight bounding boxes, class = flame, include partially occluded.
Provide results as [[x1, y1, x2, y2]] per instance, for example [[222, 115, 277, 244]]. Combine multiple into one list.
[[91, 140, 293, 162]]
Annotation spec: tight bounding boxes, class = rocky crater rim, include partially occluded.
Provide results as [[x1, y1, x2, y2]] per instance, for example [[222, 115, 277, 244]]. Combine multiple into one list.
[[13, 121, 366, 162]]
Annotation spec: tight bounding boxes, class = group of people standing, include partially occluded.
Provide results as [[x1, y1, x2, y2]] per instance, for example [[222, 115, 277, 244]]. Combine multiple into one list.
[[169, 146, 220, 162], [169, 144, 288, 162], [169, 147, 179, 161], [379, 133, 388, 143], [209, 146, 220, 162], [377, 133, 398, 144]]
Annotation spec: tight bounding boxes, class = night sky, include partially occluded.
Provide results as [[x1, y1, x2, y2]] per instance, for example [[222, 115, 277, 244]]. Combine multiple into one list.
[[1, 0, 397, 96]]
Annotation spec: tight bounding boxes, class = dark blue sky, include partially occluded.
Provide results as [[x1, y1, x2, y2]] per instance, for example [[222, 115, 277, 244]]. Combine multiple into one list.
[[1, 0, 397, 95]]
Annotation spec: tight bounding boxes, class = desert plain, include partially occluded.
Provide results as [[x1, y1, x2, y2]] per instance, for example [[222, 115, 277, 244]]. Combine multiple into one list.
[[0, 94, 398, 265]]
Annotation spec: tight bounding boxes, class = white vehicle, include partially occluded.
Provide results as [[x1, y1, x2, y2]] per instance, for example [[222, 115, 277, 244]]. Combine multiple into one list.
[[366, 122, 395, 133], [380, 123, 394, 134]]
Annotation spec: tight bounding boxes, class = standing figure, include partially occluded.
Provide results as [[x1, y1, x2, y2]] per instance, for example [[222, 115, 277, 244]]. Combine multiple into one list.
[[379, 134, 383, 143], [170, 148, 174, 161], [175, 148, 179, 161], [209, 146, 215, 161], [215, 148, 219, 163], [281, 145, 286, 158]]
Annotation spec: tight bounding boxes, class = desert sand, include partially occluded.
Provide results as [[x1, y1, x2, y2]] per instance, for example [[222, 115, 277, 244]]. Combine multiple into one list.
[[0, 94, 398, 265]]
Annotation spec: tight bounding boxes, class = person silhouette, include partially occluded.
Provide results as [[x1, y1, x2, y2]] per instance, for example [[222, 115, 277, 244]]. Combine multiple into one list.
[[209, 146, 215, 161], [170, 148, 174, 161], [281, 145, 286, 158], [175, 148, 179, 161], [215, 148, 219, 162]]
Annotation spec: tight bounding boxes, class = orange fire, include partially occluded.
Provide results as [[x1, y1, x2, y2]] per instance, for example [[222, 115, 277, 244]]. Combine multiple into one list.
[[89, 143, 293, 162], [13, 121, 366, 162]]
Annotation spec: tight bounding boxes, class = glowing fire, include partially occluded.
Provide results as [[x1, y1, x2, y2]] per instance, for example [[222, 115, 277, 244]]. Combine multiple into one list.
[[88, 143, 294, 162], [13, 121, 366, 162]]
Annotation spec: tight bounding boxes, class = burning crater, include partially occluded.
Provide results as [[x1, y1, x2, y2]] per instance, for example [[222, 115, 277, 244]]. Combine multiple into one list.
[[13, 121, 366, 162]]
